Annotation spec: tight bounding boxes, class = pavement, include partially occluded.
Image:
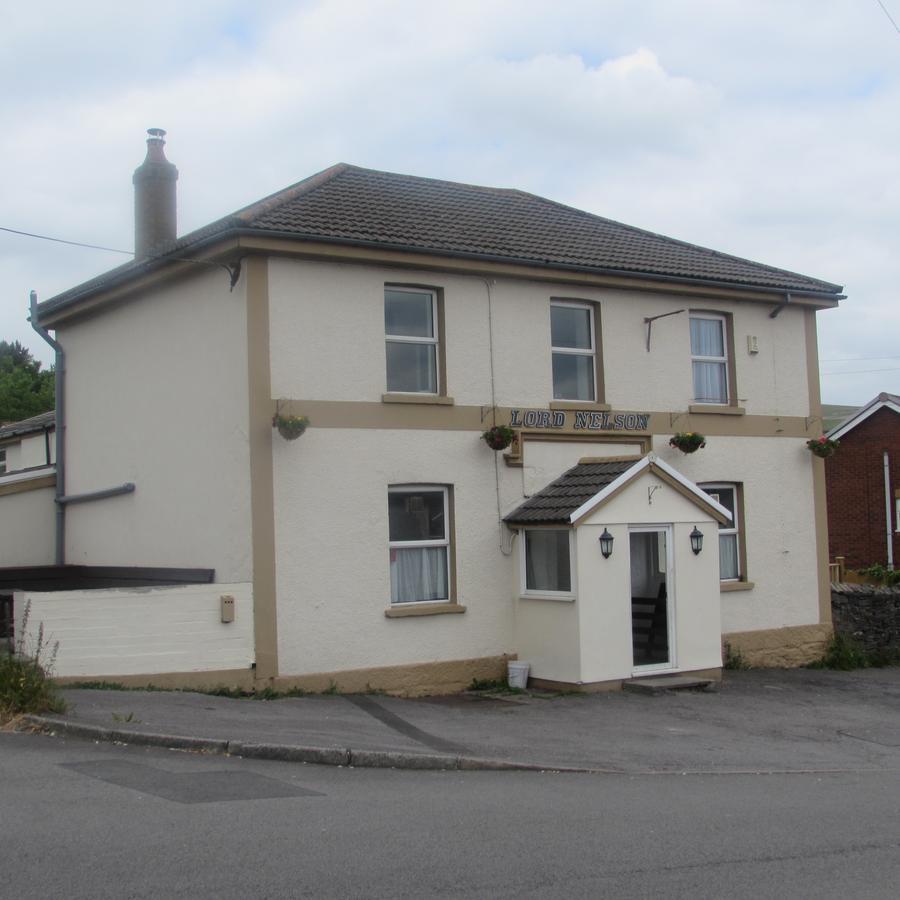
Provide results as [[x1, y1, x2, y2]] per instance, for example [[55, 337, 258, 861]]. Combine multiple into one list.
[[19, 667, 900, 774]]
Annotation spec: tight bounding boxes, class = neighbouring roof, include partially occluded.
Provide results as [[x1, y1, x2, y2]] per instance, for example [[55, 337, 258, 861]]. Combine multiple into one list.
[[504, 459, 637, 524], [39, 163, 843, 318], [504, 454, 731, 526], [827, 392, 900, 441], [0, 410, 55, 442], [822, 403, 861, 433]]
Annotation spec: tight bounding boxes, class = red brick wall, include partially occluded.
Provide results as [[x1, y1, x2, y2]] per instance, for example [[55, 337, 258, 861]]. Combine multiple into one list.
[[825, 407, 900, 569]]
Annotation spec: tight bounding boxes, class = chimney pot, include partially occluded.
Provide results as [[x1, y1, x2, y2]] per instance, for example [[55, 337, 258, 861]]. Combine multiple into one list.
[[133, 128, 178, 258]]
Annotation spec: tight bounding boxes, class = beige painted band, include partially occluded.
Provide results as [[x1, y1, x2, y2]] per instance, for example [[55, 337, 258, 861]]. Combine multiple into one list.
[[720, 581, 755, 592], [0, 474, 56, 497], [271, 653, 514, 697], [723, 623, 832, 667], [54, 668, 255, 691], [384, 602, 467, 618], [278, 399, 821, 439], [246, 256, 279, 681], [805, 309, 832, 626]]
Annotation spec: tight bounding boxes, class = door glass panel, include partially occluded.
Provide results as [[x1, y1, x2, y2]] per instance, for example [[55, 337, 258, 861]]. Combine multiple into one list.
[[630, 531, 670, 666]]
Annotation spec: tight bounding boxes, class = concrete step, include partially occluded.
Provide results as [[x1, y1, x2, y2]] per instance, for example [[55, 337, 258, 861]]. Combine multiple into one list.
[[623, 675, 718, 695]]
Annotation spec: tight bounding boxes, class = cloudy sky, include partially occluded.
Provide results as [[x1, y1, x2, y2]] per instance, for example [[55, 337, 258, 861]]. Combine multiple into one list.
[[2, 0, 898, 405]]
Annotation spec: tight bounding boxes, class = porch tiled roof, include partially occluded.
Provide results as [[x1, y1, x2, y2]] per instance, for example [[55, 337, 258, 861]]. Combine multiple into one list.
[[504, 459, 637, 525], [0, 410, 55, 441]]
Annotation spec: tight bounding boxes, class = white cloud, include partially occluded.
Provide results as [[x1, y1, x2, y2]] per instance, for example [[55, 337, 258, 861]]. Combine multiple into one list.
[[1, 0, 898, 403]]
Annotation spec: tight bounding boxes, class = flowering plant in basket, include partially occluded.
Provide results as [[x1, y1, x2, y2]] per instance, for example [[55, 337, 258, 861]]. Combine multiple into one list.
[[273, 413, 309, 440], [482, 425, 516, 451], [806, 436, 839, 458], [669, 431, 706, 454]]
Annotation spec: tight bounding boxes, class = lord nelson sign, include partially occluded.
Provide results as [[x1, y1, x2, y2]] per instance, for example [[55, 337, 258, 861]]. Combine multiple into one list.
[[509, 408, 650, 432]]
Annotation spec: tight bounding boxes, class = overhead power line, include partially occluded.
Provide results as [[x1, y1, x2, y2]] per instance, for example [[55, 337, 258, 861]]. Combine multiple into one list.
[[0, 226, 132, 255], [875, 0, 900, 33], [822, 367, 900, 376], [820, 355, 900, 363]]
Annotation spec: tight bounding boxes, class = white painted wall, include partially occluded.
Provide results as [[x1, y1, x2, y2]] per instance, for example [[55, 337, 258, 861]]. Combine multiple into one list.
[[649, 435, 821, 633], [14, 583, 254, 677], [57, 270, 253, 582], [267, 259, 813, 418], [0, 484, 55, 567], [272, 427, 518, 675]]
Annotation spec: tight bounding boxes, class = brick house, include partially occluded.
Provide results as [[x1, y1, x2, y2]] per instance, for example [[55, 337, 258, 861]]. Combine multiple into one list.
[[825, 393, 900, 570]]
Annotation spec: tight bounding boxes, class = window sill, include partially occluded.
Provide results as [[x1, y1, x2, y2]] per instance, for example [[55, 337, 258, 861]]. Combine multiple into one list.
[[519, 592, 576, 603], [550, 401, 611, 412], [382, 393, 455, 406], [384, 602, 466, 618], [720, 581, 755, 592], [689, 404, 746, 416]]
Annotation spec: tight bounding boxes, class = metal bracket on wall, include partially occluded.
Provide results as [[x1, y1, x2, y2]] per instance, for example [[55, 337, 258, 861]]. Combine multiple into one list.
[[643, 309, 685, 352]]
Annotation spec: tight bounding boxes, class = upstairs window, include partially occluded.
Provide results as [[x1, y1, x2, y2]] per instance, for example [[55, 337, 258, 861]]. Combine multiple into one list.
[[702, 483, 742, 581], [551, 302, 596, 402], [388, 486, 450, 604], [690, 313, 729, 404], [385, 287, 438, 394]]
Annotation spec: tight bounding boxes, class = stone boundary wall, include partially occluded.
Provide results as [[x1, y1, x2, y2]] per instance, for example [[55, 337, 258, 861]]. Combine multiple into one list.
[[831, 583, 900, 654]]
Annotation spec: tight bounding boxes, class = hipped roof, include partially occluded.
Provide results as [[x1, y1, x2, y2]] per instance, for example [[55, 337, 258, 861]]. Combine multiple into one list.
[[39, 163, 843, 319]]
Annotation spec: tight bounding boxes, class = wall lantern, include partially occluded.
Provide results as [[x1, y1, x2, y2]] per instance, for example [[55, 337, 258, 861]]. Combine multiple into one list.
[[599, 528, 614, 559], [690, 527, 704, 555]]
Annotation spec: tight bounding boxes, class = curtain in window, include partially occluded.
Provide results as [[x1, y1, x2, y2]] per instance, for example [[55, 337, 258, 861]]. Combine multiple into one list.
[[390, 547, 448, 603], [691, 318, 727, 402], [719, 533, 739, 580], [525, 531, 571, 592]]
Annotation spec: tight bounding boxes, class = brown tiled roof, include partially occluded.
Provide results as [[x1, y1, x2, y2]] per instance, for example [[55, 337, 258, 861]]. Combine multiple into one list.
[[504, 460, 637, 524], [39, 163, 843, 317]]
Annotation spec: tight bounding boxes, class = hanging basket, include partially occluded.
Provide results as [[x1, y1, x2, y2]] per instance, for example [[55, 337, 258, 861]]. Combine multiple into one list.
[[273, 414, 309, 441], [482, 425, 516, 451], [669, 431, 706, 454], [807, 437, 838, 458]]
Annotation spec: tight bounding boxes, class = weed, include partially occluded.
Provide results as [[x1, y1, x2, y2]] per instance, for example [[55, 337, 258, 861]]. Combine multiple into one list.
[[855, 564, 900, 587], [111, 711, 139, 724], [806, 632, 895, 670], [0, 602, 65, 720], [468, 677, 525, 695], [322, 680, 340, 695], [723, 642, 750, 671], [66, 681, 128, 691]]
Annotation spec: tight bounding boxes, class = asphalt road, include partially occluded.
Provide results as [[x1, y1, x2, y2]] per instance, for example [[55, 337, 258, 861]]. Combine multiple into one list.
[[2, 731, 898, 899]]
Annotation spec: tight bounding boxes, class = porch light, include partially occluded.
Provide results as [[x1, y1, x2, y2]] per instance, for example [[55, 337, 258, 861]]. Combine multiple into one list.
[[599, 528, 614, 559], [690, 527, 704, 555]]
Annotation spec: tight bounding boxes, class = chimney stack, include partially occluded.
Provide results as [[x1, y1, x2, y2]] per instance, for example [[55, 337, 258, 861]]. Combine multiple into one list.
[[133, 128, 178, 258]]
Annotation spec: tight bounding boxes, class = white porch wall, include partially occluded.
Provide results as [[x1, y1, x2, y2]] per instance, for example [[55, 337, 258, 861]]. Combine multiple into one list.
[[57, 270, 253, 582], [272, 428, 517, 675], [14, 583, 253, 677]]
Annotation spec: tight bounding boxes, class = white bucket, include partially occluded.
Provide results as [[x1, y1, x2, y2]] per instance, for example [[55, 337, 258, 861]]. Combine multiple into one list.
[[507, 661, 530, 690]]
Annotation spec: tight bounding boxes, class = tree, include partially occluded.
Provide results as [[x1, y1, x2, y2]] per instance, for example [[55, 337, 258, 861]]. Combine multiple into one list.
[[0, 341, 55, 423]]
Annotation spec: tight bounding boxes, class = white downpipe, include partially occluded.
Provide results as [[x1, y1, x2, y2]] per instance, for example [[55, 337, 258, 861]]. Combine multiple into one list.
[[885, 451, 894, 570]]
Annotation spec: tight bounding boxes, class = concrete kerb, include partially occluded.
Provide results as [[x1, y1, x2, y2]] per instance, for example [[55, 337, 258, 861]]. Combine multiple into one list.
[[19, 715, 601, 774]]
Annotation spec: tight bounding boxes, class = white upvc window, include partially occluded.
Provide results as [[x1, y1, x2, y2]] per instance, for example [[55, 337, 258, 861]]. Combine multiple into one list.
[[521, 527, 575, 597], [690, 313, 729, 404], [702, 483, 741, 581], [385, 287, 439, 394], [388, 485, 450, 604], [551, 301, 596, 402]]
